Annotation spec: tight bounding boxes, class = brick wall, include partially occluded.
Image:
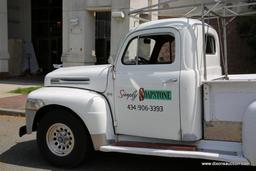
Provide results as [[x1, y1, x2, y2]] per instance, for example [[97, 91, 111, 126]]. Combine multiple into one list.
[[207, 18, 256, 74]]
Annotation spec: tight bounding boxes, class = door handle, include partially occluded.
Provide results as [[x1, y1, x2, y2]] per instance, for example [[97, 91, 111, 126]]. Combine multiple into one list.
[[162, 78, 178, 84]]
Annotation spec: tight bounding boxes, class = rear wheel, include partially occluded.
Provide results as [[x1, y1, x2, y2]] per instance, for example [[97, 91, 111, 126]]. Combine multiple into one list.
[[37, 110, 92, 168]]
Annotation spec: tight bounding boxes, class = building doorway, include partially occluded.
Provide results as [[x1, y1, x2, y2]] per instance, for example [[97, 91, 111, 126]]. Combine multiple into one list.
[[31, 0, 62, 74], [95, 12, 111, 64]]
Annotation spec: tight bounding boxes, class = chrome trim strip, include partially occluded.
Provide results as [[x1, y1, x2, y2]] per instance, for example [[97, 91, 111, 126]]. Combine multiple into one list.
[[51, 77, 90, 84]]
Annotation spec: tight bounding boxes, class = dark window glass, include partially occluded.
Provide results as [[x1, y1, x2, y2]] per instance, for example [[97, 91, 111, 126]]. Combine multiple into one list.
[[206, 35, 216, 54], [122, 34, 175, 65]]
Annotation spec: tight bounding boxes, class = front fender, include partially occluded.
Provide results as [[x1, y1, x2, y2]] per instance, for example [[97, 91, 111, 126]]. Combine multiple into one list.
[[243, 101, 256, 166], [27, 87, 115, 148]]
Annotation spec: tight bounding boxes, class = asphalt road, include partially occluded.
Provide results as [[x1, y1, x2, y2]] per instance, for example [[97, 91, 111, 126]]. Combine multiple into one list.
[[0, 115, 218, 170]]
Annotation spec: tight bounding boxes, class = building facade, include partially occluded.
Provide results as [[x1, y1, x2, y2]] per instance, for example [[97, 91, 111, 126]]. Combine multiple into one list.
[[0, 0, 9, 76], [0, 0, 158, 76]]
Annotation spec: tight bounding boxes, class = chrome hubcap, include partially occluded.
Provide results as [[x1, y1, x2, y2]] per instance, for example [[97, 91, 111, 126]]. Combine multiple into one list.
[[46, 123, 75, 157]]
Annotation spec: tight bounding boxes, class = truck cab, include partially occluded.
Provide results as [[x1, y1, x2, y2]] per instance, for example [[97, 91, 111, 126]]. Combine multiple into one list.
[[20, 18, 256, 167]]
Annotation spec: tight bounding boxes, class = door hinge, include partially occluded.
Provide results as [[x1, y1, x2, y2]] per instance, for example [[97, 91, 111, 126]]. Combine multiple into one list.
[[112, 65, 116, 80]]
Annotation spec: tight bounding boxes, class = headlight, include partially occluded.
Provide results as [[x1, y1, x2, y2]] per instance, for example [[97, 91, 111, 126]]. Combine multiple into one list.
[[26, 99, 45, 111]]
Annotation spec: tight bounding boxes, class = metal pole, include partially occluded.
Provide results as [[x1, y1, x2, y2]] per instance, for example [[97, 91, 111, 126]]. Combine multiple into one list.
[[222, 8, 229, 79], [129, 0, 178, 15], [202, 0, 222, 17], [217, 17, 225, 74], [184, 7, 197, 17], [201, 3, 207, 81], [129, 2, 217, 15]]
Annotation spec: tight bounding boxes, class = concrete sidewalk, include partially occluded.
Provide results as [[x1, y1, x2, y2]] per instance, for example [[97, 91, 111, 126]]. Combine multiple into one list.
[[0, 78, 43, 116]]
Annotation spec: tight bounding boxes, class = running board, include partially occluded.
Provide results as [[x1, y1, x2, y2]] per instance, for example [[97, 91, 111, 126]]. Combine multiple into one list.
[[113, 141, 197, 151], [100, 145, 250, 165]]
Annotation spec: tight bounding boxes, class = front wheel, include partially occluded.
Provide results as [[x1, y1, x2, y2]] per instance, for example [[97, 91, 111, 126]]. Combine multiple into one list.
[[37, 110, 92, 168]]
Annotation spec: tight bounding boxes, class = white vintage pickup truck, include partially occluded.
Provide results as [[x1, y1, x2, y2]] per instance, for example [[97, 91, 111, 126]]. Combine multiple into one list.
[[20, 18, 256, 167]]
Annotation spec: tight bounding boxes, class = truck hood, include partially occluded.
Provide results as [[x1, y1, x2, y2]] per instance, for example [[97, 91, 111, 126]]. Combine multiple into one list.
[[45, 65, 111, 92]]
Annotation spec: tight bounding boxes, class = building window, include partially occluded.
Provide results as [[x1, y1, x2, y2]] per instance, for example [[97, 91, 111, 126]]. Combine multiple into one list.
[[206, 34, 216, 55], [122, 34, 175, 65], [95, 12, 111, 64]]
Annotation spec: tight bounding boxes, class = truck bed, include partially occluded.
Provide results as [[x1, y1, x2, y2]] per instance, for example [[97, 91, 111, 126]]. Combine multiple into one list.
[[204, 74, 256, 122], [203, 74, 256, 141]]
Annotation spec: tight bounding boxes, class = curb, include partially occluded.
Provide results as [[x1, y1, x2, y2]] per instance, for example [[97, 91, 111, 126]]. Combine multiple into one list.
[[0, 108, 25, 117]]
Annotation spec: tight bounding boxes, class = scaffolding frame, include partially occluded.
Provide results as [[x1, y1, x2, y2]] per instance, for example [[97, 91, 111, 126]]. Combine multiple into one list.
[[129, 0, 256, 80]]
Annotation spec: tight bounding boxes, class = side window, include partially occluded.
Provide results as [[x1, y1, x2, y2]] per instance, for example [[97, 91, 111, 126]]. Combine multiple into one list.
[[122, 34, 175, 65], [206, 34, 216, 54], [122, 38, 138, 65]]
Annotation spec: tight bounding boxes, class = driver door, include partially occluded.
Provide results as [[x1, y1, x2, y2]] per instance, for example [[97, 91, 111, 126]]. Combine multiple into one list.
[[114, 28, 181, 140]]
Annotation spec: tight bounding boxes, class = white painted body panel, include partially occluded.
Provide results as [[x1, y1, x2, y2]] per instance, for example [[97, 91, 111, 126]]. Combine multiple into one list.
[[45, 65, 111, 92], [204, 74, 256, 122], [243, 101, 256, 165], [27, 87, 115, 140]]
